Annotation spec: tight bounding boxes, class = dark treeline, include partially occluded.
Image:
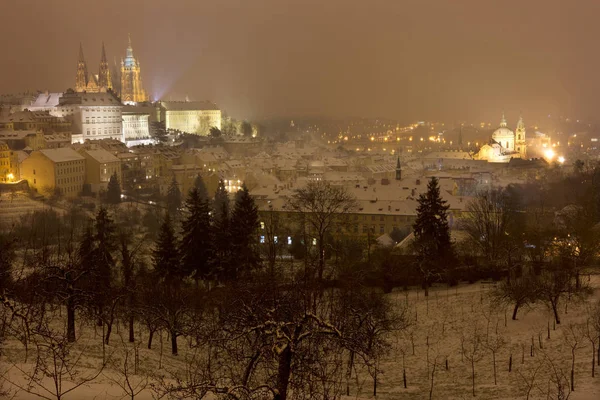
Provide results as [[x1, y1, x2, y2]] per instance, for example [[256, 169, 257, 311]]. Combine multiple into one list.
[[0, 165, 599, 399], [0, 176, 407, 400]]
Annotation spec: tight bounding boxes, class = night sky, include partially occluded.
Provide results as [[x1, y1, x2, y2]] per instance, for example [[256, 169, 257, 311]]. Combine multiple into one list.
[[1, 0, 599, 123]]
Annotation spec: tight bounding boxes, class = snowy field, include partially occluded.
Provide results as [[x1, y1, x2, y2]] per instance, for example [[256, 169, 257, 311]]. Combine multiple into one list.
[[1, 278, 599, 399]]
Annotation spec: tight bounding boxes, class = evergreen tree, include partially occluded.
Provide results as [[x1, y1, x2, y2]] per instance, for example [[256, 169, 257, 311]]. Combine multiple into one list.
[[193, 174, 209, 202], [153, 213, 181, 282], [106, 172, 121, 204], [212, 179, 231, 280], [180, 188, 213, 281], [229, 184, 260, 278], [166, 176, 182, 215], [412, 177, 453, 295], [93, 207, 116, 322]]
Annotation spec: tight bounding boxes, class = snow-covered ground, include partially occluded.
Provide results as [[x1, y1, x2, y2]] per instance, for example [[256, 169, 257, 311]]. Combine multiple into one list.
[[1, 278, 599, 399]]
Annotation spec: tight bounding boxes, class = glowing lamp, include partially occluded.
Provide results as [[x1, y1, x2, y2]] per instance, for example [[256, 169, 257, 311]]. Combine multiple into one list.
[[7, 173, 14, 181], [544, 149, 555, 161], [557, 156, 565, 164]]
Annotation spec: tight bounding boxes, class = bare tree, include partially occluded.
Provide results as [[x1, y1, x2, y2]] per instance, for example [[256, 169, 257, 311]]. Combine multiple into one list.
[[484, 330, 506, 385], [288, 180, 358, 280], [492, 272, 537, 320], [516, 358, 544, 400], [563, 323, 584, 392], [105, 335, 151, 400], [461, 326, 483, 397], [4, 322, 107, 400]]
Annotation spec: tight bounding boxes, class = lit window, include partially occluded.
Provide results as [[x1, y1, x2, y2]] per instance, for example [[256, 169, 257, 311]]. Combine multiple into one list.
[[287, 236, 292, 245], [312, 238, 317, 246], [260, 236, 265, 244], [274, 236, 278, 244], [260, 221, 265, 229]]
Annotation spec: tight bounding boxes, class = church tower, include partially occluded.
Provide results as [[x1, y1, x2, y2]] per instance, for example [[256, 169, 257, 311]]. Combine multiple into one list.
[[98, 42, 112, 91], [515, 114, 527, 158], [120, 35, 148, 104], [395, 156, 402, 180], [75, 43, 88, 92]]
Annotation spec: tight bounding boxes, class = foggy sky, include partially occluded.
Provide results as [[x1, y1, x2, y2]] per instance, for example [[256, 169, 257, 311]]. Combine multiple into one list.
[[1, 0, 599, 124]]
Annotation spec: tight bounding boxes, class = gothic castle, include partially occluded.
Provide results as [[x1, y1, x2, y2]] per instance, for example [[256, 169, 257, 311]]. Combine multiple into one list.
[[75, 35, 148, 104]]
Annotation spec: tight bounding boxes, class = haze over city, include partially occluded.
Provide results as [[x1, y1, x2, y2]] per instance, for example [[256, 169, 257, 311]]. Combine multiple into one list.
[[1, 2, 600, 400], [1, 0, 600, 122]]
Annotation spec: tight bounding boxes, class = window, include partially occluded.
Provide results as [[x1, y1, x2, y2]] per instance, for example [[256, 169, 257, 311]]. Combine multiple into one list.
[[312, 238, 317, 246], [274, 236, 278, 244], [33, 178, 36, 184], [260, 221, 265, 229], [380, 215, 384, 221], [380, 225, 384, 234], [260, 235, 265, 244], [33, 169, 36, 174], [287, 236, 292, 245]]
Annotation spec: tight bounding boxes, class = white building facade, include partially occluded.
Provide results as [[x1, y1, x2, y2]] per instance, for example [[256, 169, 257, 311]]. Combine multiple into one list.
[[56, 91, 123, 144]]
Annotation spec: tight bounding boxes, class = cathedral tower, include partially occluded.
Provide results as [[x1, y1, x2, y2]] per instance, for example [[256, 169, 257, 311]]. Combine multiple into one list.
[[98, 42, 112, 91], [515, 114, 527, 158], [75, 43, 88, 92], [120, 35, 148, 104]]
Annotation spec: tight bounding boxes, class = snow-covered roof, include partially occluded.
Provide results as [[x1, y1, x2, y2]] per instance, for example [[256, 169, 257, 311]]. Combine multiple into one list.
[[39, 148, 84, 163], [83, 148, 120, 164]]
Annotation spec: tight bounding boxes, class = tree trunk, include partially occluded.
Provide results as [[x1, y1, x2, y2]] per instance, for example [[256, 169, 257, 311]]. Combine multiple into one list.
[[512, 303, 520, 320], [104, 320, 113, 345], [171, 329, 178, 355], [471, 361, 476, 397], [592, 345, 595, 378], [551, 301, 561, 325], [274, 346, 292, 400], [67, 298, 76, 343], [492, 352, 497, 385], [571, 350, 576, 391], [346, 350, 355, 396], [129, 315, 134, 343], [147, 329, 154, 349]]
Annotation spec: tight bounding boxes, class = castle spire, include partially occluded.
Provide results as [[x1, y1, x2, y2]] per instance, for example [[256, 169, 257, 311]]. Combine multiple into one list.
[[98, 41, 112, 91], [75, 43, 88, 92], [101, 42, 107, 63], [78, 42, 85, 63]]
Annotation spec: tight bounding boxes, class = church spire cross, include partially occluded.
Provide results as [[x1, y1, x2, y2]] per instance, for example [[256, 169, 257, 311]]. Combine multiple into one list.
[[500, 111, 507, 128]]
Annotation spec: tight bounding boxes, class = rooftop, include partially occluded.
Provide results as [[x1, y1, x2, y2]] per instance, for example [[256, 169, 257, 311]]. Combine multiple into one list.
[[160, 101, 219, 111], [39, 147, 84, 163]]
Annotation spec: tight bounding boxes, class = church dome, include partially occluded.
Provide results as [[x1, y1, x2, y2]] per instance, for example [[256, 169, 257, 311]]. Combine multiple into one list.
[[492, 126, 514, 139]]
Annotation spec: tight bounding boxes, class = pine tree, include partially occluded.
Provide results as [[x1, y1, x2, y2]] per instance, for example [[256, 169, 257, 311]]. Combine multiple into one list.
[[82, 207, 116, 326], [180, 188, 213, 281], [229, 184, 260, 279], [212, 179, 231, 280], [106, 172, 121, 204], [193, 174, 209, 202], [412, 177, 453, 295], [153, 213, 181, 282], [166, 176, 182, 215]]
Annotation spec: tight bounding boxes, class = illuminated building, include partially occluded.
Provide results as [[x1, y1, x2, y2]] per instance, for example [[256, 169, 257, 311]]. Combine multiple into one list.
[[122, 105, 153, 146], [120, 35, 149, 105], [58, 91, 123, 143], [0, 141, 18, 182], [77, 147, 122, 193], [476, 112, 527, 163], [75, 43, 113, 93], [20, 148, 86, 198], [159, 101, 221, 135]]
